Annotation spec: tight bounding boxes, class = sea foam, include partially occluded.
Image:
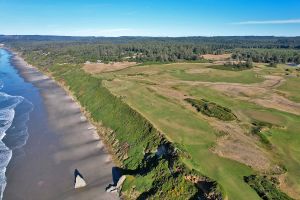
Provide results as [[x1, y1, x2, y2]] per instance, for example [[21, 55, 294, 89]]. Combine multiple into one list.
[[0, 90, 32, 200]]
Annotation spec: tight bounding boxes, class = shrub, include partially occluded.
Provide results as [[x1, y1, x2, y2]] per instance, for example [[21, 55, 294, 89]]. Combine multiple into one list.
[[185, 98, 236, 121], [244, 175, 293, 200]]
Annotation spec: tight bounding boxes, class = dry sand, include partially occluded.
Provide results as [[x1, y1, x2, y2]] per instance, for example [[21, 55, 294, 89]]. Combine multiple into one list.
[[202, 54, 232, 61], [4, 54, 117, 200]]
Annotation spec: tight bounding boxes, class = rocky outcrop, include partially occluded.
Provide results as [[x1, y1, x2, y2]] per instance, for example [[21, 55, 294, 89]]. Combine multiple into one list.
[[74, 169, 87, 189], [106, 175, 127, 193]]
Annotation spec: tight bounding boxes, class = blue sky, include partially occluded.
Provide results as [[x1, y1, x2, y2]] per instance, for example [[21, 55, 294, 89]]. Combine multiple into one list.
[[0, 0, 299, 36]]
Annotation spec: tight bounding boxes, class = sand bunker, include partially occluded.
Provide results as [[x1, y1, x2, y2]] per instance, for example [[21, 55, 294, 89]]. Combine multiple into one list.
[[83, 61, 136, 74], [202, 54, 232, 61]]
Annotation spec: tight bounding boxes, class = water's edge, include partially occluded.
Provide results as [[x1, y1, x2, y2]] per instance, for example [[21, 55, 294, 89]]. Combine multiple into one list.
[[2, 48, 117, 200], [0, 49, 33, 200]]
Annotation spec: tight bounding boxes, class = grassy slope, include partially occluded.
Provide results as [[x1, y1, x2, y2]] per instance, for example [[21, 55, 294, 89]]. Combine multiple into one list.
[[170, 67, 263, 83], [259, 64, 300, 103], [103, 73, 261, 199], [179, 85, 300, 197], [278, 77, 300, 103], [102, 62, 300, 199], [173, 65, 300, 198], [104, 81, 259, 200], [19, 47, 300, 199], [22, 60, 209, 199]]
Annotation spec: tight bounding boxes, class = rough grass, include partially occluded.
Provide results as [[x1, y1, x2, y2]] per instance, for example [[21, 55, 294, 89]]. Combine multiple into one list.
[[45, 63, 222, 199], [102, 62, 300, 199], [208, 64, 253, 71], [170, 68, 263, 84], [20, 54, 300, 200], [278, 77, 300, 103], [104, 79, 261, 200], [50, 64, 160, 169], [177, 83, 300, 198], [250, 120, 274, 147]]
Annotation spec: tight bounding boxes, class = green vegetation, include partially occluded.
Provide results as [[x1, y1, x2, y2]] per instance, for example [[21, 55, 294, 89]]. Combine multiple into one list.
[[25, 60, 221, 199], [170, 67, 263, 84], [244, 175, 293, 200], [209, 58, 254, 71], [251, 120, 273, 147], [278, 77, 300, 103], [232, 48, 300, 64], [185, 98, 237, 121], [267, 61, 278, 68], [3, 36, 300, 64], [208, 62, 253, 71], [7, 36, 300, 200], [50, 64, 159, 169]]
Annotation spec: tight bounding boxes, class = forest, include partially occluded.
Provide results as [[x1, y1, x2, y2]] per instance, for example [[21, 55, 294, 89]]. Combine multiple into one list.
[[2, 35, 300, 64]]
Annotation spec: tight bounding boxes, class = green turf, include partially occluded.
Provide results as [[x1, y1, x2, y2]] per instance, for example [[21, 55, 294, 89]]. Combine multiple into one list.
[[170, 67, 263, 84], [104, 80, 260, 200], [278, 76, 300, 103], [102, 62, 300, 199]]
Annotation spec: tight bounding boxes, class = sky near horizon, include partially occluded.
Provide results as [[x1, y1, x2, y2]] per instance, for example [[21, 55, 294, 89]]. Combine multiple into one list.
[[0, 0, 299, 37]]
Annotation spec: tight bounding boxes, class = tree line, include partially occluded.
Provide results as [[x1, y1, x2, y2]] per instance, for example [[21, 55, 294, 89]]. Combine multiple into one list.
[[232, 48, 300, 64], [2, 35, 300, 64]]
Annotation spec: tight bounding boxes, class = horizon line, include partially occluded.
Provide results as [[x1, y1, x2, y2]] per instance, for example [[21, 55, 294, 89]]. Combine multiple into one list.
[[1, 34, 300, 38]]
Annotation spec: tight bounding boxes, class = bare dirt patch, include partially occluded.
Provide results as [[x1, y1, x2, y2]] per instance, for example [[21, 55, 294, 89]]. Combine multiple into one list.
[[211, 121, 272, 172], [202, 54, 232, 61], [83, 61, 137, 74], [278, 174, 300, 199], [260, 75, 285, 88], [252, 94, 300, 116]]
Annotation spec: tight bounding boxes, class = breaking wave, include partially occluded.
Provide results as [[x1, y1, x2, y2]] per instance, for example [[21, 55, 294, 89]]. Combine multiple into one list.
[[0, 88, 33, 199]]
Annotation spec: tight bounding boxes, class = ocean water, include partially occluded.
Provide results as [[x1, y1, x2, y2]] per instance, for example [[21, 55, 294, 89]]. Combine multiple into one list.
[[0, 49, 33, 200]]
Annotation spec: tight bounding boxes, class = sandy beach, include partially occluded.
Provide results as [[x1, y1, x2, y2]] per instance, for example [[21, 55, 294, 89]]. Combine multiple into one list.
[[3, 52, 117, 200]]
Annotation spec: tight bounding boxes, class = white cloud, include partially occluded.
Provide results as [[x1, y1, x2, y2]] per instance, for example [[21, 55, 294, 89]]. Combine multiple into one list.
[[231, 19, 300, 25]]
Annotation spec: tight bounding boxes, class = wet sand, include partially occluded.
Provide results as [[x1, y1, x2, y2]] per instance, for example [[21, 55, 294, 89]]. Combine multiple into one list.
[[4, 53, 117, 200]]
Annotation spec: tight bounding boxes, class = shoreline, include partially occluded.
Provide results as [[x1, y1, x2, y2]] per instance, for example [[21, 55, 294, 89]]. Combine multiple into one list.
[[9, 49, 121, 166], [3, 49, 118, 200]]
